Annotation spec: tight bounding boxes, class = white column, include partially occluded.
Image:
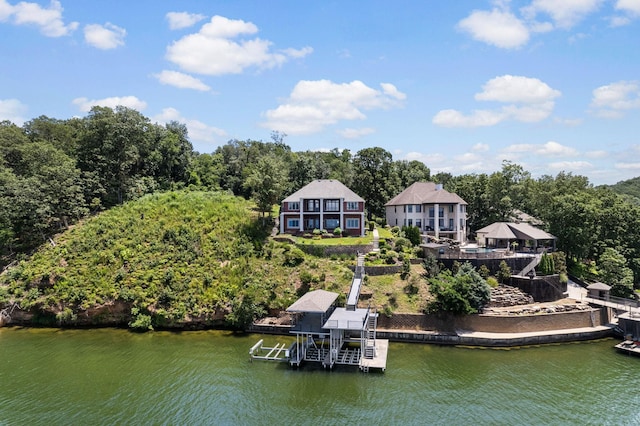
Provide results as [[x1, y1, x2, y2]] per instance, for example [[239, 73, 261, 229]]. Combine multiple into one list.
[[319, 198, 324, 231], [299, 198, 303, 233], [434, 203, 440, 239], [454, 203, 460, 242], [340, 198, 344, 231]]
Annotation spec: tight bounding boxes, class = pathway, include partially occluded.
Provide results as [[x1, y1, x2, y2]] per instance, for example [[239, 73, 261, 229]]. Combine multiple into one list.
[[372, 227, 380, 252]]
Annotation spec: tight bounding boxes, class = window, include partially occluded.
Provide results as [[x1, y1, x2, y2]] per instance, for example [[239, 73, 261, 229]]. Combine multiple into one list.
[[324, 199, 340, 212], [449, 205, 454, 213], [449, 218, 454, 230], [287, 219, 299, 228], [416, 219, 422, 229], [287, 202, 299, 211], [408, 205, 413, 213], [325, 218, 340, 229], [416, 205, 422, 213], [346, 201, 359, 211], [305, 199, 320, 212], [428, 207, 434, 218], [346, 218, 359, 229], [408, 219, 413, 227]]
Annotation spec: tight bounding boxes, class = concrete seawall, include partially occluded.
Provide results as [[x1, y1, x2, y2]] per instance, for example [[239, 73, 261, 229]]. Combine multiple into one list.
[[249, 308, 617, 347]]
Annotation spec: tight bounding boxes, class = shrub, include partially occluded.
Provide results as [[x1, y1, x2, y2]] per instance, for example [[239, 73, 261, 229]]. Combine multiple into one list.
[[129, 313, 153, 331], [283, 247, 305, 266], [333, 227, 342, 236], [312, 228, 322, 236], [394, 237, 411, 252], [486, 276, 499, 288], [401, 226, 421, 246]]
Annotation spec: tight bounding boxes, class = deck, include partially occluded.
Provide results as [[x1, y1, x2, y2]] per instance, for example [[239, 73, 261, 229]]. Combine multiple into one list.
[[359, 339, 389, 372]]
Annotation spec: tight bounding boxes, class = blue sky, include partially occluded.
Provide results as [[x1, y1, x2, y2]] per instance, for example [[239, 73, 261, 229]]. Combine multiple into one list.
[[1, 0, 639, 185]]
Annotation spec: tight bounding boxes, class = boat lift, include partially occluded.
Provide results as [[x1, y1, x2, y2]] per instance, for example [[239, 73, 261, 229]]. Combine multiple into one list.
[[249, 339, 293, 362]]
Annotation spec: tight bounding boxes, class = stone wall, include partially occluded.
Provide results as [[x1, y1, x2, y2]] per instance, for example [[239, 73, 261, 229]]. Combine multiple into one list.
[[510, 275, 566, 302], [296, 244, 373, 256]]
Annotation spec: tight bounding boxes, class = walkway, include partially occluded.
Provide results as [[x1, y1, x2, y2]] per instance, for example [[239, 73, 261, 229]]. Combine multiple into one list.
[[372, 227, 380, 252], [568, 279, 640, 315]]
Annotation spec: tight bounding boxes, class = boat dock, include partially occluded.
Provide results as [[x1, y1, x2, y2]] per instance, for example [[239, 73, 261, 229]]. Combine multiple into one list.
[[249, 253, 388, 372]]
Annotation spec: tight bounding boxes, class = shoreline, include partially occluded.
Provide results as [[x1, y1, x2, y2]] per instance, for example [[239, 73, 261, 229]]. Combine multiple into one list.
[[248, 322, 619, 347]]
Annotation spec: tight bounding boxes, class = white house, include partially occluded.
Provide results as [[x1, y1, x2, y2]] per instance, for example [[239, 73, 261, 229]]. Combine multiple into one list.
[[385, 182, 467, 242]]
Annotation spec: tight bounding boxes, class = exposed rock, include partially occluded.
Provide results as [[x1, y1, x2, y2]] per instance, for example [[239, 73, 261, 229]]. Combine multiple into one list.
[[488, 285, 535, 308]]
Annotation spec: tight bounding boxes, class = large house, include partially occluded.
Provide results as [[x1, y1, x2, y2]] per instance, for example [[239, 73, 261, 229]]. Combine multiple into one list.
[[279, 179, 366, 236], [385, 182, 468, 242]]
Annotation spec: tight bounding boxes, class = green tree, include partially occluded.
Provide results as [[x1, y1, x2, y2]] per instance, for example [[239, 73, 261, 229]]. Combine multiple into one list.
[[598, 247, 634, 298], [497, 260, 511, 284], [352, 147, 398, 219], [244, 155, 288, 218]]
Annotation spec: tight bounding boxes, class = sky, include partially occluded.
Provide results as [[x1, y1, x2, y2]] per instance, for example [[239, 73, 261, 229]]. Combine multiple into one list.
[[1, 0, 639, 185]]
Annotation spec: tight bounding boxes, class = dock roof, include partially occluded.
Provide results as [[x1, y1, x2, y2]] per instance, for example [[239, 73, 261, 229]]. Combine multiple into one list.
[[286, 289, 339, 313], [323, 307, 368, 331]]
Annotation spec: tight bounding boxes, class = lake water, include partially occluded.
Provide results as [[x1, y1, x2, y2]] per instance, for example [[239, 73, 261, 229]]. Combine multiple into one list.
[[1, 327, 639, 425]]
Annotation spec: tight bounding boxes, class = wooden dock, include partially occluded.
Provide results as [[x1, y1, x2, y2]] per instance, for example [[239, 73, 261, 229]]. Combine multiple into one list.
[[359, 339, 389, 372]]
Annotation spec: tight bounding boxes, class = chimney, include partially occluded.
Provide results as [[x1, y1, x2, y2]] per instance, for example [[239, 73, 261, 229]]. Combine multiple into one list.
[[435, 183, 443, 191]]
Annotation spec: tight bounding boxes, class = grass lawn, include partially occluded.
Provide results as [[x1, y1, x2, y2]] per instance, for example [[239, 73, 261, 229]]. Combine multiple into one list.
[[289, 233, 373, 246]]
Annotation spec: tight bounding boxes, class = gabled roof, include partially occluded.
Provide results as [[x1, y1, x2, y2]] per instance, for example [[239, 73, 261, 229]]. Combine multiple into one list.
[[282, 179, 364, 203], [385, 182, 467, 206], [286, 289, 339, 313], [587, 282, 611, 291], [476, 222, 555, 241]]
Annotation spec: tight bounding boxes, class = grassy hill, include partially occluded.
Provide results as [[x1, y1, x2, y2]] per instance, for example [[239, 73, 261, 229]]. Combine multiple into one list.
[[0, 191, 361, 330], [604, 176, 640, 203]]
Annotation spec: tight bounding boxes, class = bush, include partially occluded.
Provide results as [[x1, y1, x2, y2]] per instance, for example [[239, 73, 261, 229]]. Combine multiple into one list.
[[283, 247, 305, 266], [129, 313, 153, 331], [486, 276, 499, 288], [401, 226, 421, 246], [394, 237, 411, 252], [333, 227, 342, 236]]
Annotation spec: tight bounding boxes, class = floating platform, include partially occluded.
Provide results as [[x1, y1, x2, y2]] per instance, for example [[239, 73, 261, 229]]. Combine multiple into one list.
[[615, 340, 640, 356]]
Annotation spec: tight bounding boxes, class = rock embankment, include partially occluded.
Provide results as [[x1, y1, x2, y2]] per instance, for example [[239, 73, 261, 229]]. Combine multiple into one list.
[[488, 285, 534, 307]]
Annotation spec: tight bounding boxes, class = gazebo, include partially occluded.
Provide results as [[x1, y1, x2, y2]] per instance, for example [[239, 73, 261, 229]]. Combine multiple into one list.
[[587, 282, 611, 300], [475, 222, 556, 252]]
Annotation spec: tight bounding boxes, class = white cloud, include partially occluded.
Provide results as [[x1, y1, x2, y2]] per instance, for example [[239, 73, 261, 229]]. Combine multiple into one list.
[[434, 75, 560, 127], [503, 141, 578, 157], [1, 0, 78, 36], [166, 11, 206, 30], [153, 70, 211, 91], [590, 80, 640, 118], [615, 161, 640, 170], [84, 23, 126, 49], [521, 0, 605, 29], [152, 107, 226, 145], [261, 80, 406, 135], [472, 143, 490, 152], [457, 8, 529, 49], [72, 96, 147, 112], [337, 127, 376, 139], [475, 75, 561, 103], [616, 0, 640, 15], [404, 151, 445, 164], [0, 98, 28, 125], [548, 161, 594, 171], [585, 150, 608, 158], [165, 15, 312, 76], [432, 109, 505, 128]]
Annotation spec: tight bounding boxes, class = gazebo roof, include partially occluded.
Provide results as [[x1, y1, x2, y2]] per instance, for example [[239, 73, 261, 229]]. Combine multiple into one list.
[[587, 282, 611, 291], [476, 222, 555, 241]]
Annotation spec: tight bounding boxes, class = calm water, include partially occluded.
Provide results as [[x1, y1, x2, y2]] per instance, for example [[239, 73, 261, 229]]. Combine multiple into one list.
[[1, 328, 639, 426]]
